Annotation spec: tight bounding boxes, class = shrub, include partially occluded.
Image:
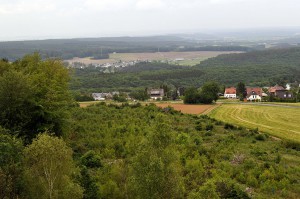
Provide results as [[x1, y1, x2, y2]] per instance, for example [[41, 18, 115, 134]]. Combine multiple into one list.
[[224, 123, 235, 130], [195, 125, 202, 131], [81, 150, 102, 168], [282, 140, 300, 151], [255, 134, 266, 141], [205, 124, 214, 131]]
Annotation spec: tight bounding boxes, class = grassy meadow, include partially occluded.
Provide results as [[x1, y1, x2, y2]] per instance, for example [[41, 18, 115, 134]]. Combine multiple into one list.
[[208, 104, 300, 142]]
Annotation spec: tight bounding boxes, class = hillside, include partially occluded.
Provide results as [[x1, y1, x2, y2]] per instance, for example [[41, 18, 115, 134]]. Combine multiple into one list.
[[66, 103, 300, 198], [2, 54, 300, 198], [196, 47, 300, 86], [71, 47, 300, 92]]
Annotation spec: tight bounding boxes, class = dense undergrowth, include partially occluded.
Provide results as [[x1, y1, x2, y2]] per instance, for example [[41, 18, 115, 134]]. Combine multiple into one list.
[[66, 103, 300, 198]]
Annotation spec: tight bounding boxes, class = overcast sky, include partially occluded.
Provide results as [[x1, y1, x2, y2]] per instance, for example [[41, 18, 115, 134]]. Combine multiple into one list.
[[0, 0, 300, 41]]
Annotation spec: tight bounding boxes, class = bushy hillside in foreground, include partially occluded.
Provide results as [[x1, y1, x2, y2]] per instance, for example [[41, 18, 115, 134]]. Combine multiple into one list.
[[67, 103, 300, 198]]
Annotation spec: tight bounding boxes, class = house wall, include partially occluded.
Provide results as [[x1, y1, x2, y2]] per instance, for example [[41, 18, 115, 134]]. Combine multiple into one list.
[[224, 94, 236, 98], [247, 95, 261, 101]]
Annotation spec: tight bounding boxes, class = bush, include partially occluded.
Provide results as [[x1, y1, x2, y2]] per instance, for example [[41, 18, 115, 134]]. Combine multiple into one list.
[[224, 123, 235, 130], [195, 125, 202, 131], [81, 150, 102, 168], [205, 124, 214, 131], [255, 134, 266, 141], [282, 140, 300, 151]]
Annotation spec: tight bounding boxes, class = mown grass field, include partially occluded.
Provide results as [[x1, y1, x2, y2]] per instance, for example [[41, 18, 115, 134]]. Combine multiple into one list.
[[208, 104, 300, 142]]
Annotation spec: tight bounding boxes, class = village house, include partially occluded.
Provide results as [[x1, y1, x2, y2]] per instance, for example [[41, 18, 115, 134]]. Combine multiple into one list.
[[92, 93, 107, 101], [268, 84, 285, 96], [224, 87, 237, 98], [268, 84, 293, 99], [148, 89, 164, 100], [246, 87, 263, 101]]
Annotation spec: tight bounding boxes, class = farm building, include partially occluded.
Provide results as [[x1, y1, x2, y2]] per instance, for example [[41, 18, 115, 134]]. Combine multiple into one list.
[[224, 87, 237, 98]]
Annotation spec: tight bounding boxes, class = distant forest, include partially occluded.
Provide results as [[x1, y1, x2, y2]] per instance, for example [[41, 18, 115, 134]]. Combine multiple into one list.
[[0, 36, 251, 61], [71, 47, 300, 92]]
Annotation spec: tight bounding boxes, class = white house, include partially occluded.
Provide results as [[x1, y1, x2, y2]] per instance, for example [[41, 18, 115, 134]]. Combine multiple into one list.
[[246, 88, 262, 101], [224, 87, 237, 98], [92, 93, 107, 101], [148, 89, 164, 100]]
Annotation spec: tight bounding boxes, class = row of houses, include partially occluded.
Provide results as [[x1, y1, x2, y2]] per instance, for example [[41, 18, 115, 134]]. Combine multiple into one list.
[[92, 92, 120, 101], [92, 89, 166, 101], [224, 84, 295, 101]]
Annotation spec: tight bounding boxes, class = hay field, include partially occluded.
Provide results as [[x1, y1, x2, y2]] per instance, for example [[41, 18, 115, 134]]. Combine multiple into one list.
[[66, 51, 241, 66], [209, 104, 300, 141]]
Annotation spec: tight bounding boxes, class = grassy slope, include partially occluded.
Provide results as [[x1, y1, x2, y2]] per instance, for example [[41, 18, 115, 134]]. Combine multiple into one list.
[[208, 104, 300, 141]]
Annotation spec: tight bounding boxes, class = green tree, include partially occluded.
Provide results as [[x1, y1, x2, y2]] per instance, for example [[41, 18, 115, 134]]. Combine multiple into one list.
[[236, 82, 246, 101], [130, 123, 184, 198], [24, 134, 83, 199], [0, 131, 24, 199], [0, 70, 36, 137], [184, 87, 200, 104], [130, 89, 150, 101], [0, 54, 73, 141], [198, 82, 220, 104]]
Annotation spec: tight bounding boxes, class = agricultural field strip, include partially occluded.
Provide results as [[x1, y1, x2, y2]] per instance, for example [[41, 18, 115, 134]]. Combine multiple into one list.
[[209, 104, 300, 141], [66, 51, 241, 65]]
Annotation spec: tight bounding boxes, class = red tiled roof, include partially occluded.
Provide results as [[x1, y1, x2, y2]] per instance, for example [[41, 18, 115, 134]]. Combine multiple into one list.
[[225, 87, 236, 94], [247, 87, 262, 97]]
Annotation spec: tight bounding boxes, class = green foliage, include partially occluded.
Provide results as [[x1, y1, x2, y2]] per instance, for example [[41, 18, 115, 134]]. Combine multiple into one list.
[[129, 89, 150, 101], [71, 47, 300, 92], [0, 132, 24, 199], [24, 134, 83, 199], [0, 54, 73, 141], [113, 93, 128, 102], [196, 47, 300, 86], [184, 87, 201, 104], [81, 150, 102, 168], [237, 82, 247, 100], [66, 103, 300, 198], [130, 123, 184, 199], [255, 134, 267, 141], [80, 167, 100, 199], [184, 82, 220, 104]]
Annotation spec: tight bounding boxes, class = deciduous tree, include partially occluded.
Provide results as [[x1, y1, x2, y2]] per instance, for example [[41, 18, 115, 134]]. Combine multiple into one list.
[[24, 134, 83, 199]]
